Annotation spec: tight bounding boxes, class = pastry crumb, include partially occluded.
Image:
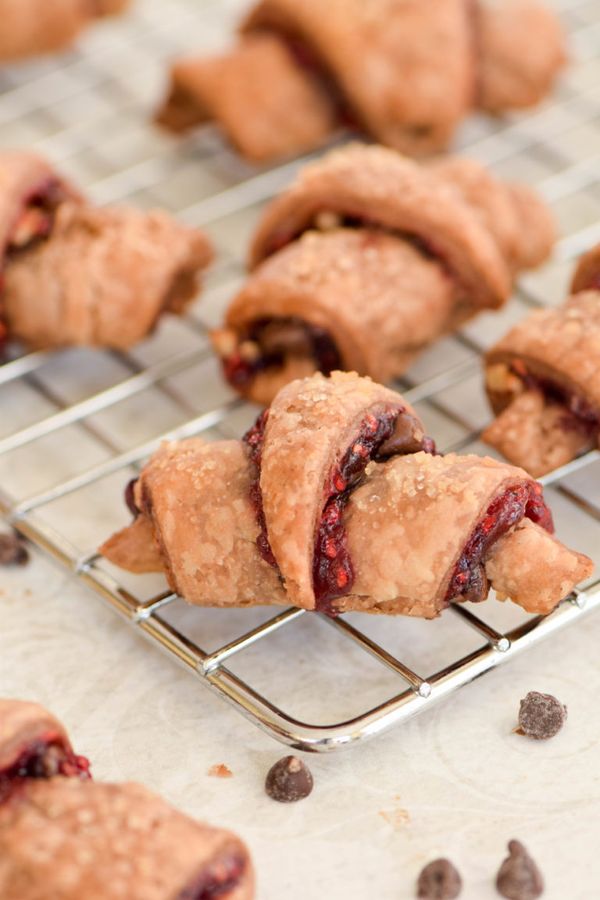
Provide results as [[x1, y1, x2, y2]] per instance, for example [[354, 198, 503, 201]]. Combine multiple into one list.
[[207, 763, 233, 778]]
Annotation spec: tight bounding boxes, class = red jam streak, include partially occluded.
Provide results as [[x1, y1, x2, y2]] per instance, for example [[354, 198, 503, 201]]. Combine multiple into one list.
[[312, 409, 401, 613], [446, 481, 553, 605], [0, 735, 91, 804], [177, 854, 247, 900], [243, 406, 434, 615], [223, 316, 341, 390]]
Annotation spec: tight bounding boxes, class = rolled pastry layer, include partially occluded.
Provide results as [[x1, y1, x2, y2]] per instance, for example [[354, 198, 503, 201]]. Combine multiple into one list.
[[0, 0, 130, 61], [156, 0, 565, 162], [0, 700, 254, 900], [483, 261, 600, 477], [101, 372, 592, 618], [212, 145, 555, 404], [0, 151, 213, 351]]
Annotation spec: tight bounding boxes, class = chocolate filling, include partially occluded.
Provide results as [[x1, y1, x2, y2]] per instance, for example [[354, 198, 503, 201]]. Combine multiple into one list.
[[223, 315, 342, 389], [243, 406, 434, 614], [243, 409, 276, 567], [0, 735, 91, 804], [446, 481, 553, 605], [177, 853, 246, 900]]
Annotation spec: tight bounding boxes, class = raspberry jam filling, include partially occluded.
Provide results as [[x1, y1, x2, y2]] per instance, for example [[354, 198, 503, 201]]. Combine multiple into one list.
[[177, 854, 247, 900], [0, 735, 91, 804], [511, 361, 600, 431], [244, 406, 434, 614], [223, 316, 341, 389], [446, 481, 553, 605], [312, 409, 402, 612]]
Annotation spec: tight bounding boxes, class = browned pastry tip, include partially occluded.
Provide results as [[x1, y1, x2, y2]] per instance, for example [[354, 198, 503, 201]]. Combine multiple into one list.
[[156, 34, 336, 162], [477, 0, 567, 113], [571, 242, 600, 294], [483, 291, 600, 476], [486, 518, 592, 615], [0, 0, 130, 61], [214, 144, 554, 404], [430, 157, 556, 272], [101, 373, 591, 619]]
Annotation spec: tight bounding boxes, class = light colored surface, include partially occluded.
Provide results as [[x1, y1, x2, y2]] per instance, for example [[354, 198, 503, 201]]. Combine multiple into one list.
[[0, 0, 600, 898]]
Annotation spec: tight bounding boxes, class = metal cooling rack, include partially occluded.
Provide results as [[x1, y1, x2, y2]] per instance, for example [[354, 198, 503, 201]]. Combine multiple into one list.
[[0, 0, 600, 752]]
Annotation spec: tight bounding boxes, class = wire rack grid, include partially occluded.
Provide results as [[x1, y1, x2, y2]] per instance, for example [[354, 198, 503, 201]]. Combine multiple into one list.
[[0, 0, 599, 753]]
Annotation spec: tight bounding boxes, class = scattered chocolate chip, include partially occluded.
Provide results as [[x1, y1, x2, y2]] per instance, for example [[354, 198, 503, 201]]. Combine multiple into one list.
[[496, 840, 544, 899], [417, 858, 462, 899], [0, 531, 29, 566], [265, 755, 313, 803], [517, 691, 567, 740]]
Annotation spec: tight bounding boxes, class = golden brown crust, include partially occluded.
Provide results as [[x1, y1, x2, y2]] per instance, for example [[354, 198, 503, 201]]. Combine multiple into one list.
[[214, 145, 553, 404], [484, 292, 600, 475], [0, 0, 130, 61], [101, 375, 592, 619], [477, 0, 566, 113], [156, 34, 335, 162], [0, 152, 213, 351], [249, 144, 511, 308], [243, 0, 474, 156], [429, 157, 556, 273], [343, 452, 540, 617], [156, 0, 563, 162], [219, 228, 454, 403], [0, 779, 254, 900], [133, 439, 287, 609], [0, 700, 71, 774]]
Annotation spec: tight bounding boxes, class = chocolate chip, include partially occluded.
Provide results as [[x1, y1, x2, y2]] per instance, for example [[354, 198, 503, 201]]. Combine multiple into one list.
[[0, 532, 29, 566], [496, 840, 544, 899], [517, 691, 567, 740], [265, 756, 313, 803], [417, 858, 462, 898]]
